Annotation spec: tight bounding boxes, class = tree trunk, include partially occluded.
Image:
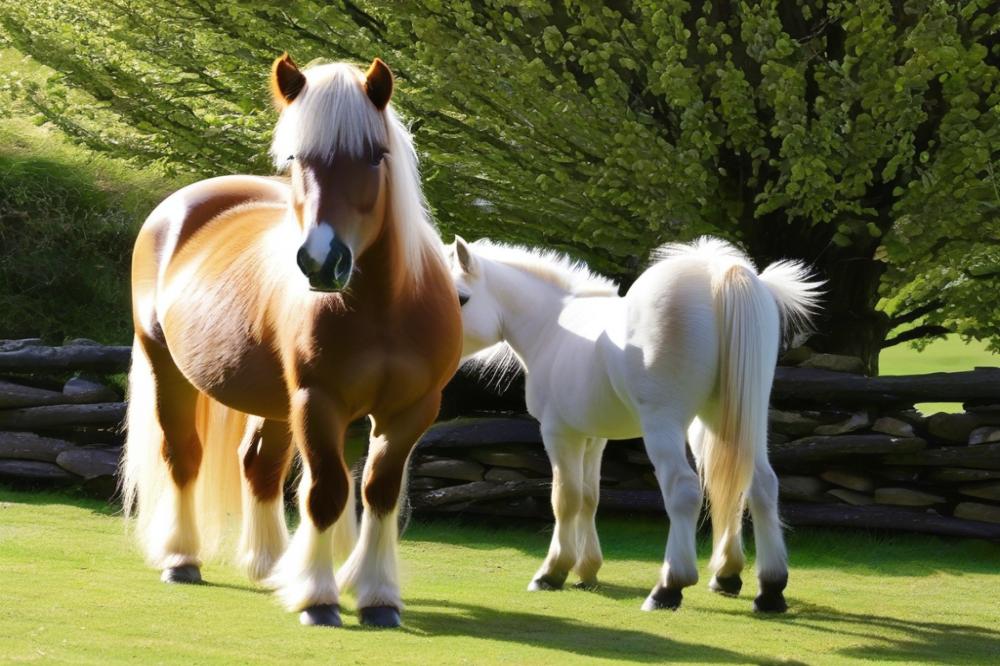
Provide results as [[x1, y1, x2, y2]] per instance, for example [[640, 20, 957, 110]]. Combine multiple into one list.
[[745, 210, 890, 375], [807, 253, 890, 375]]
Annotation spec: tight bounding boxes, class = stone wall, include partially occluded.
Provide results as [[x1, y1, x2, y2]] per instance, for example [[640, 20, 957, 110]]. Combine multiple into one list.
[[2, 339, 999, 540], [415, 352, 1000, 540]]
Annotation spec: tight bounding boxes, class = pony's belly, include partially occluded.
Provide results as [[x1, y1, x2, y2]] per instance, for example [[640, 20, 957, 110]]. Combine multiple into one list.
[[160, 297, 289, 420]]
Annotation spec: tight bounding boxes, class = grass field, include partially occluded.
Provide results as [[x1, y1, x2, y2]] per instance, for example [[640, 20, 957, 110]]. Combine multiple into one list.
[[879, 336, 998, 413], [1, 487, 997, 665]]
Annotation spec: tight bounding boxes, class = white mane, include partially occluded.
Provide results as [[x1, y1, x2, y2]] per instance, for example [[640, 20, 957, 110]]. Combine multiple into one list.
[[270, 62, 443, 286], [472, 240, 619, 297], [650, 236, 757, 270]]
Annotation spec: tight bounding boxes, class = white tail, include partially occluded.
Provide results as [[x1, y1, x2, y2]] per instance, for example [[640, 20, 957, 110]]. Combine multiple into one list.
[[696, 244, 822, 573], [120, 338, 247, 566]]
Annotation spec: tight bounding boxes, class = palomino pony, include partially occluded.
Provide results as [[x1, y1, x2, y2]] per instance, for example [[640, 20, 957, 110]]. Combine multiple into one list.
[[447, 237, 821, 613], [123, 55, 462, 628]]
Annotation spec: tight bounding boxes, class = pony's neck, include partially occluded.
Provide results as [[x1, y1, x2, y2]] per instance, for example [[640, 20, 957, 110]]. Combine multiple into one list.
[[489, 262, 567, 367]]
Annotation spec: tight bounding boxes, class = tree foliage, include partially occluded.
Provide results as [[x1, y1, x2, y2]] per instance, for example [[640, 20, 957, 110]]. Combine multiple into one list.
[[1, 1, 997, 370]]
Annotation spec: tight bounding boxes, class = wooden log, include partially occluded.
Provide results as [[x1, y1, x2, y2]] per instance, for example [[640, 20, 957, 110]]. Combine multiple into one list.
[[771, 366, 1000, 406], [925, 467, 1000, 483], [62, 378, 119, 404], [56, 448, 120, 479], [884, 442, 1000, 471], [417, 417, 542, 450], [599, 488, 665, 512], [780, 503, 1000, 539], [0, 380, 68, 409], [0, 378, 119, 409], [0, 431, 75, 462], [0, 459, 76, 483], [0, 402, 126, 429], [0, 339, 43, 352], [0, 344, 131, 373], [410, 479, 549, 508], [770, 435, 926, 465]]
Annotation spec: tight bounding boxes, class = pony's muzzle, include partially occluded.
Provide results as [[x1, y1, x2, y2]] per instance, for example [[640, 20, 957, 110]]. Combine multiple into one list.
[[297, 236, 353, 292]]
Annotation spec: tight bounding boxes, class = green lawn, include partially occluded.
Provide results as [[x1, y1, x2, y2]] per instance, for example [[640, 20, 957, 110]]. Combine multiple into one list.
[[1, 487, 997, 665], [879, 336, 999, 414]]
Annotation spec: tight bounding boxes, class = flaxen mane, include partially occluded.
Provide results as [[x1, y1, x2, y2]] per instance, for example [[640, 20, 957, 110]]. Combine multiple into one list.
[[270, 61, 443, 286]]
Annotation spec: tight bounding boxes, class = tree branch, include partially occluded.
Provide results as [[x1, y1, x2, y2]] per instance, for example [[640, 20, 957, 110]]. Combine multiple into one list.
[[890, 299, 943, 326], [882, 325, 950, 349]]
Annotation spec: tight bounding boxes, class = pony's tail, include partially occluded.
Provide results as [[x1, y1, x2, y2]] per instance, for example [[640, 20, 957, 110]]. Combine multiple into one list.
[[121, 338, 247, 567], [702, 264, 774, 572], [702, 255, 823, 573]]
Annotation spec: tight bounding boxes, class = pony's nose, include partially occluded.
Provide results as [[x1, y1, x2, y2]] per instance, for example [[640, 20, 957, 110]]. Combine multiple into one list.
[[297, 237, 353, 292]]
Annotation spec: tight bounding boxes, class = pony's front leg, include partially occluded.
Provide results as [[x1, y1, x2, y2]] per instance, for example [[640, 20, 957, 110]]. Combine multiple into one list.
[[641, 414, 702, 611], [573, 437, 607, 588], [265, 388, 351, 627], [238, 418, 294, 582], [529, 428, 586, 591], [337, 394, 439, 628]]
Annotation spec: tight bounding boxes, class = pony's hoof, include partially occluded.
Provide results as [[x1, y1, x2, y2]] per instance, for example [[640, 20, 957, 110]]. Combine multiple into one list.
[[360, 606, 401, 628], [753, 593, 788, 613], [753, 575, 788, 613], [641, 585, 683, 611], [161, 565, 202, 584], [709, 574, 743, 597], [573, 579, 599, 591], [527, 574, 565, 591], [300, 604, 342, 627]]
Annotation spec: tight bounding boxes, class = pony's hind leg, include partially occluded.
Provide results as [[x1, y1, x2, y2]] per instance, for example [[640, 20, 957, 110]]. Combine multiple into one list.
[[265, 388, 351, 627], [641, 413, 702, 611], [141, 340, 205, 584], [529, 428, 586, 591], [238, 418, 294, 582], [689, 417, 746, 598], [336, 394, 440, 629], [573, 437, 607, 588], [747, 454, 788, 612]]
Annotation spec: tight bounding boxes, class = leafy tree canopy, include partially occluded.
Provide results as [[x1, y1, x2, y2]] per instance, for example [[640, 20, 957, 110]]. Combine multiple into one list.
[[1, 1, 997, 372]]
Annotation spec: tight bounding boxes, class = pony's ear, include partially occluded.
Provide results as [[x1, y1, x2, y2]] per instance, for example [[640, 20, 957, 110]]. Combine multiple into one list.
[[365, 58, 393, 110], [454, 235, 477, 274], [271, 53, 306, 107]]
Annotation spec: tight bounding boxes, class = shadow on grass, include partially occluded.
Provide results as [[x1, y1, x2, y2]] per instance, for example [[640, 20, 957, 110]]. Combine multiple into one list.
[[402, 597, 753, 663], [408, 512, 1000, 579], [717, 599, 1000, 664]]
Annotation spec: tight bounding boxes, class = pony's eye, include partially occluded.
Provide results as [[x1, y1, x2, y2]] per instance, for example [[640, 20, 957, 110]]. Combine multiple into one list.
[[458, 291, 470, 307], [370, 147, 387, 167]]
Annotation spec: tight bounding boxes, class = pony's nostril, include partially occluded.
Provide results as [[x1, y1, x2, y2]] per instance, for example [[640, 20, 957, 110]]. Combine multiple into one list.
[[297, 245, 316, 276]]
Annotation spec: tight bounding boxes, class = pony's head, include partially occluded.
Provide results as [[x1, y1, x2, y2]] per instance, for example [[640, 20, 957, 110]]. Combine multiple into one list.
[[270, 54, 397, 292], [446, 236, 504, 356]]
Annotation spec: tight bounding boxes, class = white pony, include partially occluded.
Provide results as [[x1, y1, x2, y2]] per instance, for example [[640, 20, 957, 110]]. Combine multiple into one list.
[[446, 236, 821, 613]]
